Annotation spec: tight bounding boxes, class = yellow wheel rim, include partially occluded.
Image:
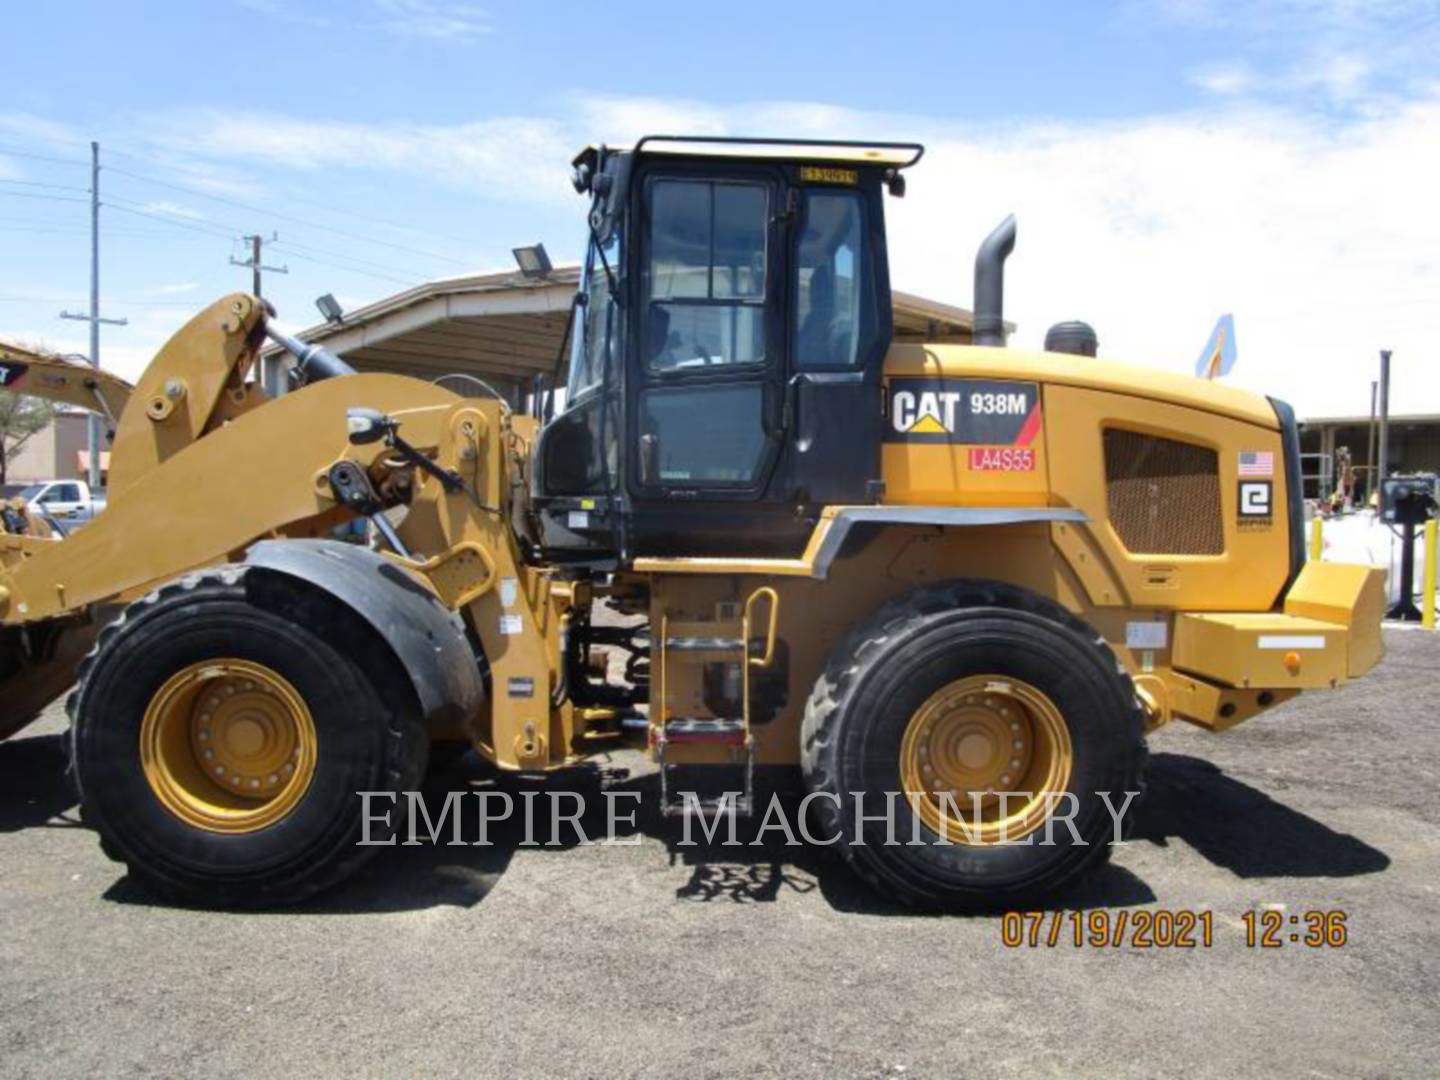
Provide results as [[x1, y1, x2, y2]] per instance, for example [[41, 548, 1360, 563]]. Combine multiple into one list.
[[899, 674, 1073, 845], [140, 658, 317, 834]]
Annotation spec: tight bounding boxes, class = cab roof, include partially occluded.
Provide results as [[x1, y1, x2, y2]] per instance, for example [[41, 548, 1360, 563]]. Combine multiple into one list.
[[580, 136, 925, 169]]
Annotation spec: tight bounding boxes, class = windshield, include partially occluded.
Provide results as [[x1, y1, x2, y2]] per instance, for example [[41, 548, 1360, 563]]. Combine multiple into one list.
[[18, 484, 44, 501], [566, 218, 621, 401]]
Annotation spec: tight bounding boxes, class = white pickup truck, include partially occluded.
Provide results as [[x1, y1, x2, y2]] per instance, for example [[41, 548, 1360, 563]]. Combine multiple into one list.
[[16, 479, 107, 531]]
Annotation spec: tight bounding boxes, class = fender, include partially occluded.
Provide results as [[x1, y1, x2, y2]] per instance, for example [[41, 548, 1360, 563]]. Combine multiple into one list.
[[243, 539, 485, 731]]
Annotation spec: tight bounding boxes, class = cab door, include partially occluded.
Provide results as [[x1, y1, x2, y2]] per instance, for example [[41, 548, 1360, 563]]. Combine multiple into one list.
[[628, 169, 785, 505], [773, 176, 889, 505]]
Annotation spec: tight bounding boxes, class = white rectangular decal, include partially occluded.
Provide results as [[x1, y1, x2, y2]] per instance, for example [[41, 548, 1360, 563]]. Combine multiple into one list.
[[1125, 621, 1168, 649], [499, 576, 517, 607], [1258, 634, 1326, 650], [499, 614, 523, 636], [567, 511, 589, 530]]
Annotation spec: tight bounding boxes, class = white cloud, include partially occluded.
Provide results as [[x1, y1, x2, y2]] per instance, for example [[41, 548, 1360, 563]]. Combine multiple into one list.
[[1291, 52, 1372, 102], [370, 0, 491, 41], [0, 111, 85, 148], [136, 200, 209, 221], [138, 109, 574, 205], [231, 0, 332, 28], [1190, 64, 1255, 96], [149, 282, 199, 295]]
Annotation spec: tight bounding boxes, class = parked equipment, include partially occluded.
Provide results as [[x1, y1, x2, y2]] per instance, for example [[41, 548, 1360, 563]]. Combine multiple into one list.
[[0, 138, 1386, 910]]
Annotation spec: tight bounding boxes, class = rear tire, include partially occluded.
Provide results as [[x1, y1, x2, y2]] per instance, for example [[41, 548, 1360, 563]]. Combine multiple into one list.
[[800, 580, 1146, 911], [68, 568, 427, 907]]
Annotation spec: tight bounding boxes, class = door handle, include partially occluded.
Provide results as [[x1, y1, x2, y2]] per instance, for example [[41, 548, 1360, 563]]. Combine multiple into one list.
[[790, 376, 819, 453], [639, 433, 659, 486]]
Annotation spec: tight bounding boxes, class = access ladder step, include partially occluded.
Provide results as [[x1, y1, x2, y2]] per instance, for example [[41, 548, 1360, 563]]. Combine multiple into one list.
[[662, 794, 754, 819], [662, 717, 747, 745], [665, 634, 744, 651]]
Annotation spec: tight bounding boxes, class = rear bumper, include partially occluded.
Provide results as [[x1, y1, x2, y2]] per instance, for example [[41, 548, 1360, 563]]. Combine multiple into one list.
[[1164, 560, 1387, 729]]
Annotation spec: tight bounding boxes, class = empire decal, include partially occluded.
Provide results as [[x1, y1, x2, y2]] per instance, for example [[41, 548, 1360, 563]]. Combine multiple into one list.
[[885, 378, 1042, 445]]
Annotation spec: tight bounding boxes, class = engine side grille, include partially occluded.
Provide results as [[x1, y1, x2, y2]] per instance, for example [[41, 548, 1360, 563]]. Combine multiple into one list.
[[1104, 429, 1224, 555]]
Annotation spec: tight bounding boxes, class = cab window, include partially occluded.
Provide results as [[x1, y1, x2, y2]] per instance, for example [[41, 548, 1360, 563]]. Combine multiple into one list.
[[793, 189, 876, 369], [646, 179, 768, 372]]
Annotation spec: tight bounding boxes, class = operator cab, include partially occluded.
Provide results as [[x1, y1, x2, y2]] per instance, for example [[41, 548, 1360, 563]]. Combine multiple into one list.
[[531, 136, 922, 560]]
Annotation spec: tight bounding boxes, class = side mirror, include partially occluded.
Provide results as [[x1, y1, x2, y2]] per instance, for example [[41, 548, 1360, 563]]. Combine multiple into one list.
[[346, 407, 393, 445]]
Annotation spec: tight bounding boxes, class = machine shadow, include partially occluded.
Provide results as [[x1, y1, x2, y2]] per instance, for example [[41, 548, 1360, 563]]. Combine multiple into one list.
[[0, 732, 81, 833], [1133, 752, 1391, 878]]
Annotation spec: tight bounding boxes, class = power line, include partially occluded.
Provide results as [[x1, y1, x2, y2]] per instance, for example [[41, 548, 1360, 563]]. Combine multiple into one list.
[[97, 142, 467, 244], [103, 198, 420, 286], [104, 163, 472, 268], [265, 244, 416, 287], [3, 135, 446, 299], [106, 201, 240, 240], [0, 295, 207, 308], [269, 237, 429, 281], [0, 143, 87, 167], [0, 178, 91, 194], [0, 190, 89, 204]]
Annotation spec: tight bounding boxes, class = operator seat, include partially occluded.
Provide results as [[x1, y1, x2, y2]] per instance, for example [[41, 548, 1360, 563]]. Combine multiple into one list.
[[796, 263, 837, 364]]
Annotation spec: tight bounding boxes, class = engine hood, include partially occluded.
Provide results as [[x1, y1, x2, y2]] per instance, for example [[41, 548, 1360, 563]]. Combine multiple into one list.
[[884, 343, 1280, 429]]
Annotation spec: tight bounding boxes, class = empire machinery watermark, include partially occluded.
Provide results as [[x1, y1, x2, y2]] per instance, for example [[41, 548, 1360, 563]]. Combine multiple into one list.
[[355, 789, 1143, 848]]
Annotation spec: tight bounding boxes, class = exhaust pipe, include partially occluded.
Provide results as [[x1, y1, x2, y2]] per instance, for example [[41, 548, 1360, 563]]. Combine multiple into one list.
[[973, 214, 1017, 347]]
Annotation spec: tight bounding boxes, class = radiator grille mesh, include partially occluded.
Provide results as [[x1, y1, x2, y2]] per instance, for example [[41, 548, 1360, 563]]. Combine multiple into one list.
[[1104, 429, 1224, 555]]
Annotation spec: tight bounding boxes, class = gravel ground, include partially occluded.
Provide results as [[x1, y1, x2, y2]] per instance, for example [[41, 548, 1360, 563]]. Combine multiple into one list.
[[1, 627, 1437, 1079]]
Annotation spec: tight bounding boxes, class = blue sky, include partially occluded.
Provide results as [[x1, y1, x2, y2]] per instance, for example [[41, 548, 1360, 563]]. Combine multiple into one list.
[[3, 0, 1438, 416]]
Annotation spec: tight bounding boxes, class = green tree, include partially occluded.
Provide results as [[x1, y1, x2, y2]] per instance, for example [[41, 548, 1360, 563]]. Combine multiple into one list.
[[0, 389, 56, 485]]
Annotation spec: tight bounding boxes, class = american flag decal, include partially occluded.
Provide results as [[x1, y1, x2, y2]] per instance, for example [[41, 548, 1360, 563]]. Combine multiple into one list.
[[1238, 450, 1274, 477]]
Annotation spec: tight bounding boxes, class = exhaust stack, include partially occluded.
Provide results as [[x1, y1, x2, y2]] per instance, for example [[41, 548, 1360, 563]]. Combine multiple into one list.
[[972, 214, 1017, 347]]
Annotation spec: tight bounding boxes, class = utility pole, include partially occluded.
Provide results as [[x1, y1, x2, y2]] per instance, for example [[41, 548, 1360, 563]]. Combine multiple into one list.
[[1377, 350, 1392, 514], [1367, 380, 1378, 505], [230, 233, 288, 298], [59, 141, 127, 491], [230, 234, 288, 396]]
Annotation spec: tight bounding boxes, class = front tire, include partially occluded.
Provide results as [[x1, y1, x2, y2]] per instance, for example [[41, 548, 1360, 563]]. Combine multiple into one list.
[[69, 569, 427, 907], [801, 580, 1146, 911]]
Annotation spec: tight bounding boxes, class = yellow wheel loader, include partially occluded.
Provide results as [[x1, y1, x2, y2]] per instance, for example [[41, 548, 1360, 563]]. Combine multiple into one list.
[[0, 137, 1385, 910]]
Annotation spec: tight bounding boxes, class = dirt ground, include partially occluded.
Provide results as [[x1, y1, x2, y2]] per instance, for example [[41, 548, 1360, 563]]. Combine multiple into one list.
[[1, 627, 1437, 1079]]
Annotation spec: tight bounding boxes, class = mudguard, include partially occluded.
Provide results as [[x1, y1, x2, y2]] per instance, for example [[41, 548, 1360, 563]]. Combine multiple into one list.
[[243, 539, 485, 730]]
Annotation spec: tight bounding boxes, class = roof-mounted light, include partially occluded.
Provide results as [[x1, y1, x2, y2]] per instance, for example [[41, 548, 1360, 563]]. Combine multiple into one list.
[[512, 244, 554, 279]]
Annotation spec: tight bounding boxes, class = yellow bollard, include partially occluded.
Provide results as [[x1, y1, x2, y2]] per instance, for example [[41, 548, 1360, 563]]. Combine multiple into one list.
[[1309, 516, 1323, 562], [1423, 518, 1437, 631]]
